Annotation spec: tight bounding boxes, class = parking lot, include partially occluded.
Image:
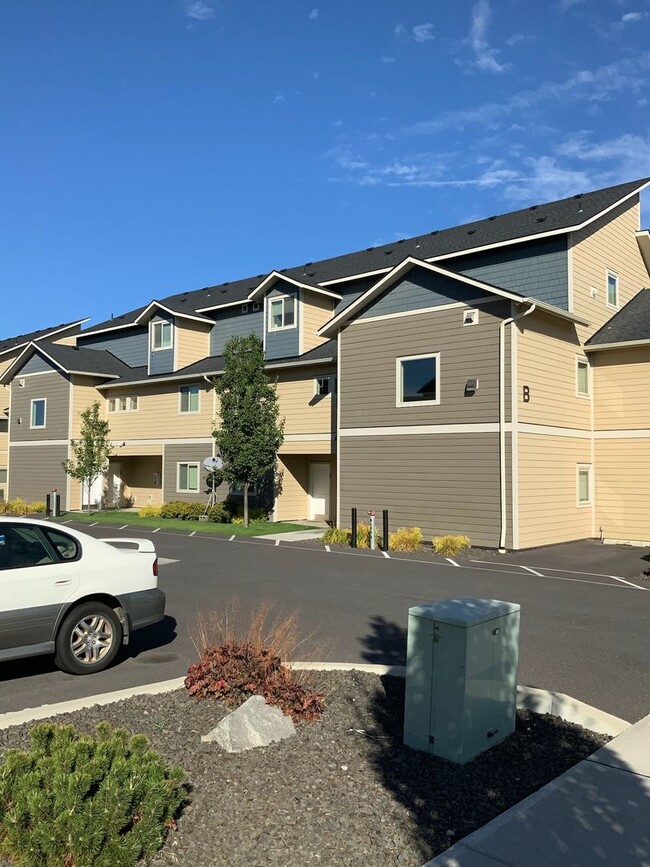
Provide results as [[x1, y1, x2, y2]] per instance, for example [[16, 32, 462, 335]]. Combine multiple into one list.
[[1, 521, 649, 723]]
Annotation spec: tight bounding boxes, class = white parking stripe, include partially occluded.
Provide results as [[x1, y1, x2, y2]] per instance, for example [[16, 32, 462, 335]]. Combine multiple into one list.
[[229, 535, 235, 541], [275, 539, 280, 546], [152, 527, 160, 533], [518, 565, 544, 577], [158, 558, 179, 566], [608, 575, 648, 591], [381, 550, 390, 559], [325, 545, 331, 552], [119, 525, 128, 530], [189, 531, 196, 537], [445, 557, 460, 567], [89, 522, 98, 527]]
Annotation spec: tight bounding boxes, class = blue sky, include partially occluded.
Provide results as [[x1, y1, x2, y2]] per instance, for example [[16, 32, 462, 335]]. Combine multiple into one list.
[[2, 0, 650, 336]]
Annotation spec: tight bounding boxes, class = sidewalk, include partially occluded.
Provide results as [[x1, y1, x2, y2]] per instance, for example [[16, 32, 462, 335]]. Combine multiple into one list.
[[426, 712, 650, 867]]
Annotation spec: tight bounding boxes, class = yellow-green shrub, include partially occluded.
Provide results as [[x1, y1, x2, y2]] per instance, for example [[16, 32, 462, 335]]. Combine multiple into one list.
[[433, 534, 471, 556], [138, 505, 162, 518], [388, 526, 423, 552], [0, 498, 27, 516], [26, 501, 46, 514], [322, 527, 352, 545], [356, 522, 372, 548]]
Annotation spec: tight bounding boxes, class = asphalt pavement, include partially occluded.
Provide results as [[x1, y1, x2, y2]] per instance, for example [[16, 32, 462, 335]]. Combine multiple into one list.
[[1, 523, 648, 722]]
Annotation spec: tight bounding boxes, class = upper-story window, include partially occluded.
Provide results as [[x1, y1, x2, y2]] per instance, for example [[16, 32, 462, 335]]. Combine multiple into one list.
[[268, 296, 295, 331], [606, 271, 619, 309], [396, 354, 440, 407], [108, 396, 138, 413], [151, 320, 173, 351], [30, 398, 46, 429], [315, 375, 335, 397], [179, 384, 200, 413], [0, 468, 6, 501], [576, 357, 590, 397]]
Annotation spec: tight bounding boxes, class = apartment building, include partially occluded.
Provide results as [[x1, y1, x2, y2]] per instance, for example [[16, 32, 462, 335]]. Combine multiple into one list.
[[2, 177, 649, 548]]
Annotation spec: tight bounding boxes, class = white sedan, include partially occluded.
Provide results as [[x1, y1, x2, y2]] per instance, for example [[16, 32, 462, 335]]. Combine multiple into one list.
[[0, 517, 165, 674]]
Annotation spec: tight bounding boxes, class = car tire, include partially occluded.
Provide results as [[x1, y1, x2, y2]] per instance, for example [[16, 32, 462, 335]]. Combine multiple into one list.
[[54, 602, 122, 675]]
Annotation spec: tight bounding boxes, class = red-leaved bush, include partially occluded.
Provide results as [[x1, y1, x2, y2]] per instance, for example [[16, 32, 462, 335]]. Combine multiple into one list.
[[184, 606, 325, 722]]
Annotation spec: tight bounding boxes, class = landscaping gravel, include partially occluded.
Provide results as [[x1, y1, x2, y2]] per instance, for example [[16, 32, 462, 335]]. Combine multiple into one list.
[[0, 671, 609, 867]]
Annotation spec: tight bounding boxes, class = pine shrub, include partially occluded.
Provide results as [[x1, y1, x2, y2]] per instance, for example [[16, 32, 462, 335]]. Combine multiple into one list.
[[321, 526, 352, 545], [388, 526, 423, 552], [433, 534, 471, 556], [0, 722, 185, 867]]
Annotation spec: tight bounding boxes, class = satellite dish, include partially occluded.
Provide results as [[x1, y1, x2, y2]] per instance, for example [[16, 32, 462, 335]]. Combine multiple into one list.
[[203, 456, 224, 470]]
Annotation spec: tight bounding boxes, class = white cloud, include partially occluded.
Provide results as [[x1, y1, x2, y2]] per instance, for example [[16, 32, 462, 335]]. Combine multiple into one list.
[[394, 23, 406, 36], [412, 23, 435, 43], [468, 0, 510, 74], [273, 92, 285, 104], [556, 0, 587, 11], [333, 120, 343, 128], [622, 12, 644, 22], [309, 8, 319, 19], [506, 33, 524, 46], [186, 0, 214, 21], [381, 55, 396, 63]]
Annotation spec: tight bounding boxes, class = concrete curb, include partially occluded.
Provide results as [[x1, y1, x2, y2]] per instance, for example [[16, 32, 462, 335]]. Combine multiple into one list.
[[255, 530, 325, 541], [0, 663, 630, 736]]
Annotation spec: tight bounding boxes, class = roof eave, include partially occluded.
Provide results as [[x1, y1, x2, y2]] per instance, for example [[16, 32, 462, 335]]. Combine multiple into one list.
[[584, 338, 650, 352], [635, 231, 650, 276]]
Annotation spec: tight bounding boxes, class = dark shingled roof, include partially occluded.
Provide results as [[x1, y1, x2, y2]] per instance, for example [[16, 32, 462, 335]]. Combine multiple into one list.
[[36, 343, 134, 377], [0, 320, 86, 356], [586, 289, 650, 346], [78, 177, 649, 336]]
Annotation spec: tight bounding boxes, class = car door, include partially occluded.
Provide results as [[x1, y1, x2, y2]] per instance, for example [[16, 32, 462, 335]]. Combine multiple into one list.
[[0, 523, 81, 652]]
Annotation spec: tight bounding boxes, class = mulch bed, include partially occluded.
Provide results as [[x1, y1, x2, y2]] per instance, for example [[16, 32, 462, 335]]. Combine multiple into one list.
[[0, 671, 609, 867]]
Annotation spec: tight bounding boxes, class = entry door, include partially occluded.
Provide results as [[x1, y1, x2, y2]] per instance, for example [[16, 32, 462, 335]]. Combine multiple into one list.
[[81, 474, 104, 509], [107, 463, 122, 507], [309, 462, 330, 520]]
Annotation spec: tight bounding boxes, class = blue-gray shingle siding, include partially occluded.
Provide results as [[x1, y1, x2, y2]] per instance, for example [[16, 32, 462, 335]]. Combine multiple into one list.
[[19, 353, 57, 375], [453, 236, 569, 308], [210, 308, 264, 356], [149, 315, 174, 375], [358, 267, 492, 320], [265, 287, 299, 360], [77, 327, 148, 367]]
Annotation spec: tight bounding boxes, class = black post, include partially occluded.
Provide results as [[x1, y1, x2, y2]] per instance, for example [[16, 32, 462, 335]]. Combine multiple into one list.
[[351, 507, 357, 548], [382, 509, 389, 551], [45, 493, 52, 518]]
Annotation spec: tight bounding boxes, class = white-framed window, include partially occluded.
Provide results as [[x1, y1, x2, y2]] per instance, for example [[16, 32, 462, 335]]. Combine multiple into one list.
[[241, 304, 249, 314], [315, 375, 335, 397], [576, 357, 590, 397], [177, 462, 200, 493], [231, 480, 258, 496], [253, 302, 261, 312], [0, 468, 6, 501], [396, 353, 440, 407], [108, 396, 138, 413], [151, 320, 173, 351], [268, 295, 296, 331], [179, 384, 200, 413], [30, 398, 46, 429], [606, 271, 619, 309], [577, 464, 592, 506]]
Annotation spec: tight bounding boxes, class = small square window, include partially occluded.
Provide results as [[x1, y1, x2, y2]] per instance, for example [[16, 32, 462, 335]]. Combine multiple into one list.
[[30, 399, 46, 429], [576, 358, 590, 397], [108, 398, 116, 413], [128, 396, 138, 411], [268, 296, 296, 331], [606, 271, 618, 308], [577, 465, 592, 506], [151, 320, 173, 350], [179, 384, 200, 413], [177, 462, 200, 492], [241, 304, 249, 314], [253, 302, 261, 312], [397, 354, 439, 406], [463, 308, 479, 326], [315, 376, 334, 396]]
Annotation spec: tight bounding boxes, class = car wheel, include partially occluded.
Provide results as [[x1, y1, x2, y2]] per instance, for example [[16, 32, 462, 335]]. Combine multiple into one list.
[[55, 602, 122, 675]]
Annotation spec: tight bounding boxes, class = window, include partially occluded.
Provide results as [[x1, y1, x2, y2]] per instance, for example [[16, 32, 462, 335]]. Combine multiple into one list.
[[151, 320, 173, 350], [0, 469, 6, 502], [577, 465, 592, 506], [0, 525, 56, 570], [576, 357, 590, 397], [179, 384, 200, 413], [463, 308, 479, 326], [108, 396, 138, 413], [241, 304, 249, 314], [30, 399, 46, 429], [607, 271, 619, 308], [177, 462, 200, 493], [43, 528, 80, 561], [268, 296, 295, 331], [397, 354, 439, 406], [315, 376, 335, 397], [253, 302, 261, 312]]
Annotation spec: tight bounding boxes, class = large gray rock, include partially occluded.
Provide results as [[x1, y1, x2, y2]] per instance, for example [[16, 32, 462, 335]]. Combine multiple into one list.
[[201, 695, 296, 752]]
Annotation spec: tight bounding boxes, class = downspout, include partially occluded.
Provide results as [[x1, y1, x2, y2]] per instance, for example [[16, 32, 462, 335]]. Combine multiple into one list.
[[203, 375, 216, 458], [499, 302, 536, 552]]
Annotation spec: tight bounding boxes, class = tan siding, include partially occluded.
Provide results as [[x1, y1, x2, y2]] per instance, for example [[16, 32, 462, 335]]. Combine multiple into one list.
[[339, 432, 509, 548], [120, 456, 164, 507], [279, 439, 332, 455], [276, 455, 308, 520], [52, 335, 79, 346], [163, 443, 220, 503], [274, 366, 336, 441], [517, 312, 590, 429], [518, 433, 593, 548], [301, 293, 335, 353], [70, 377, 105, 438], [10, 372, 70, 442], [340, 301, 511, 429], [104, 381, 215, 440], [175, 321, 211, 370], [592, 348, 650, 429], [571, 198, 648, 343], [595, 438, 650, 542], [8, 444, 69, 507]]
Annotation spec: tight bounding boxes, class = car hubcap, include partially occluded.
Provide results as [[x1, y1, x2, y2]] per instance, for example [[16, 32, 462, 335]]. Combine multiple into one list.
[[70, 615, 114, 665]]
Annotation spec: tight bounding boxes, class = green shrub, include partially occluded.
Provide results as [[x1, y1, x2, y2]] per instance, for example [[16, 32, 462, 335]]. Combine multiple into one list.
[[322, 526, 352, 545], [25, 501, 46, 514], [223, 499, 268, 522], [138, 505, 162, 518], [160, 501, 192, 519], [184, 501, 205, 520], [0, 498, 27, 516], [433, 534, 471, 556], [206, 503, 231, 523], [0, 722, 185, 867], [389, 526, 423, 552]]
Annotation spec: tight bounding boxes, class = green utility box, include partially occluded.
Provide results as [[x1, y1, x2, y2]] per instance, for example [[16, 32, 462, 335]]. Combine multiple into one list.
[[404, 597, 521, 764]]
